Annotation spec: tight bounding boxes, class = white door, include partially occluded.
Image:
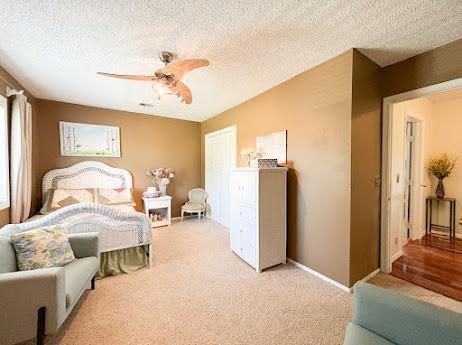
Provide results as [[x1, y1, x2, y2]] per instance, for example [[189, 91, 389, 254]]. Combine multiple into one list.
[[403, 121, 415, 242], [205, 126, 236, 227]]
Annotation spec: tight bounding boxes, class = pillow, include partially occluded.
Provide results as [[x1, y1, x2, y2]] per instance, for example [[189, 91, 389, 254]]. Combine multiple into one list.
[[96, 188, 136, 206], [40, 188, 96, 214], [10, 225, 75, 271]]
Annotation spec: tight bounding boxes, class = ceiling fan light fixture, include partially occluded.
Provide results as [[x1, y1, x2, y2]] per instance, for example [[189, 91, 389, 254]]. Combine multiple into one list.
[[152, 82, 171, 102], [98, 52, 209, 106]]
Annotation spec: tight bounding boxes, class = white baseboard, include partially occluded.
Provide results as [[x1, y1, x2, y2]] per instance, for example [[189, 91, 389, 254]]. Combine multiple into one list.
[[429, 229, 462, 239], [287, 258, 380, 293], [359, 268, 380, 284], [391, 250, 403, 263], [287, 258, 351, 293]]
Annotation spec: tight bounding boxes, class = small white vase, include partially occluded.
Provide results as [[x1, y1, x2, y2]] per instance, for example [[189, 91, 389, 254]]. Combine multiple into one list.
[[158, 182, 167, 196]]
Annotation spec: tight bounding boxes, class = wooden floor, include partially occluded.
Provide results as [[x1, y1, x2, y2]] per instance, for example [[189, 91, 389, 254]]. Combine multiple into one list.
[[392, 234, 462, 301]]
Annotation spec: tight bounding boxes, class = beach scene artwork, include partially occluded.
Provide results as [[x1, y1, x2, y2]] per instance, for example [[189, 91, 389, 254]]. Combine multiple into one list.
[[60, 121, 120, 157]]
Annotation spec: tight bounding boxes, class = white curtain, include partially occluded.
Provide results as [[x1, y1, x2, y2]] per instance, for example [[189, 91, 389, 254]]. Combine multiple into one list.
[[10, 94, 32, 223]]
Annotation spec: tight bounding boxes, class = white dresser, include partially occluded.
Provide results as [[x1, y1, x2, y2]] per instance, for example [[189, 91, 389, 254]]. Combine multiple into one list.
[[229, 168, 288, 272]]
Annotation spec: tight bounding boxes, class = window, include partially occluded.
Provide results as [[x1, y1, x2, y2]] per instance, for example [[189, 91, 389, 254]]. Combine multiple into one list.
[[0, 95, 9, 210]]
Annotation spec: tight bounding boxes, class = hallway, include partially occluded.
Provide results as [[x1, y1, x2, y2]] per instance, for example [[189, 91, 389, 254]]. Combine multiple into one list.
[[392, 234, 462, 301]]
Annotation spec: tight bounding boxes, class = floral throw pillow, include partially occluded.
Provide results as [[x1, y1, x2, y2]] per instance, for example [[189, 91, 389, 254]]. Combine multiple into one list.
[[10, 225, 75, 271], [40, 188, 96, 214], [96, 188, 136, 206]]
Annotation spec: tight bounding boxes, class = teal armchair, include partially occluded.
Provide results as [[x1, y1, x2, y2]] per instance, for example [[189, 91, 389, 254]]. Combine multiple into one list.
[[0, 232, 99, 345], [345, 282, 462, 345]]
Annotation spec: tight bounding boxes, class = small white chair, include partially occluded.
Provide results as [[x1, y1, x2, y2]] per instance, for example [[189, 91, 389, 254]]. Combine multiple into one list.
[[181, 188, 207, 221]]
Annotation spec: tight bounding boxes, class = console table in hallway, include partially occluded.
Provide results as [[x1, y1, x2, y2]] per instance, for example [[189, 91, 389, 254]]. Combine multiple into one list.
[[425, 196, 456, 240]]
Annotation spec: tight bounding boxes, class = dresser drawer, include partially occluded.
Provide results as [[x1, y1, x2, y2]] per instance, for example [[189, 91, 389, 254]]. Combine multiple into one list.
[[230, 221, 256, 246], [230, 220, 256, 267], [230, 202, 256, 226], [230, 171, 256, 206], [233, 237, 256, 267], [145, 199, 170, 208]]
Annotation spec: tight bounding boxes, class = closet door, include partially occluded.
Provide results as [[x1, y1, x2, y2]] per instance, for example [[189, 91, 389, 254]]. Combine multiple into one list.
[[205, 126, 236, 227]]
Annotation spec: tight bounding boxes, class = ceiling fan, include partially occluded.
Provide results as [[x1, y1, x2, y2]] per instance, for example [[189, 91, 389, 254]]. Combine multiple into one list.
[[97, 51, 209, 104]]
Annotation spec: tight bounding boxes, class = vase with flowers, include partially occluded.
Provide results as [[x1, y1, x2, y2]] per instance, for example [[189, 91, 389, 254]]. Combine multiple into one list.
[[240, 147, 260, 167], [428, 154, 456, 198], [146, 168, 175, 196]]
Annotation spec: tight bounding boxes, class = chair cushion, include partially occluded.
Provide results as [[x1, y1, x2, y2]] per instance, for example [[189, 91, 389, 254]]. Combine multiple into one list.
[[344, 323, 395, 345], [0, 237, 17, 273], [65, 256, 98, 308], [182, 203, 206, 211], [10, 225, 75, 271]]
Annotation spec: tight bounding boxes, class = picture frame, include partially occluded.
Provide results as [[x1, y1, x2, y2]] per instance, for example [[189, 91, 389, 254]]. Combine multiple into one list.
[[256, 130, 287, 164], [59, 121, 121, 157]]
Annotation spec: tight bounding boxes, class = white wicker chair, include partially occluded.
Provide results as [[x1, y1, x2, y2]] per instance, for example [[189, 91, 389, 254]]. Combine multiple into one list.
[[181, 188, 207, 221]]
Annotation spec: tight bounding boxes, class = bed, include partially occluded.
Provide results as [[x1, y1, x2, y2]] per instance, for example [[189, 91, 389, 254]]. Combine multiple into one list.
[[1, 161, 152, 276]]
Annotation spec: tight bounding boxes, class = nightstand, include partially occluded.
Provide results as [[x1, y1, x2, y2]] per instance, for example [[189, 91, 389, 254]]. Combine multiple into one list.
[[142, 196, 172, 228]]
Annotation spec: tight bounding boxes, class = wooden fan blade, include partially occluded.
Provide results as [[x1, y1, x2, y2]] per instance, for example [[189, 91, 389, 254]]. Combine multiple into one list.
[[157, 59, 209, 80], [97, 72, 159, 81], [165, 81, 192, 104]]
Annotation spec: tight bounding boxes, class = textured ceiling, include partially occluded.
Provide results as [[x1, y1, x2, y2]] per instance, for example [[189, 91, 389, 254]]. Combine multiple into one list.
[[0, 1, 461, 122]]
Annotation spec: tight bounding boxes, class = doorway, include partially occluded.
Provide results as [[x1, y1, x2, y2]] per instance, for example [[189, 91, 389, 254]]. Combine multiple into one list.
[[381, 78, 462, 300], [204, 126, 236, 227], [381, 77, 462, 273]]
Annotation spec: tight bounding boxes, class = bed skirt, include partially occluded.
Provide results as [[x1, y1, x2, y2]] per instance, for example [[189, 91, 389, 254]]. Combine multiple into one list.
[[97, 245, 149, 278]]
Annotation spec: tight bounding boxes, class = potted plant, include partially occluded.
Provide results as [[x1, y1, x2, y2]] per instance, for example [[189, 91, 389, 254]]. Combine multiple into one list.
[[427, 154, 456, 198]]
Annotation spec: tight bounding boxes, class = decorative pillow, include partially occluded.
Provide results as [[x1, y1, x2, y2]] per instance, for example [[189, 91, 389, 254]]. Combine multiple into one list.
[[96, 188, 136, 206], [40, 188, 96, 214], [10, 225, 75, 271]]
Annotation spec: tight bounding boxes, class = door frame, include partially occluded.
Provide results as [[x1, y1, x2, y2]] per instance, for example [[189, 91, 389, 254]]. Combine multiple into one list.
[[204, 125, 237, 224], [381, 77, 462, 273]]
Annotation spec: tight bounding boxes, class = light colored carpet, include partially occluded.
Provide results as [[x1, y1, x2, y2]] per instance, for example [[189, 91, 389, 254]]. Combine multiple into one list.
[[369, 272, 462, 314], [20, 219, 462, 345]]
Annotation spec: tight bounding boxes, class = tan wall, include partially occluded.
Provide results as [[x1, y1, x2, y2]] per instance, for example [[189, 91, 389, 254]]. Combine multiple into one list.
[[201, 51, 354, 286], [35, 100, 201, 217], [382, 38, 462, 97], [349, 50, 382, 284], [0, 67, 38, 227], [427, 96, 462, 233]]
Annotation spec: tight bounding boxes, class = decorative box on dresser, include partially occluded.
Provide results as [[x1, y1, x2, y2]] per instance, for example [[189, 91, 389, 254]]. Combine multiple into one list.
[[229, 167, 288, 272]]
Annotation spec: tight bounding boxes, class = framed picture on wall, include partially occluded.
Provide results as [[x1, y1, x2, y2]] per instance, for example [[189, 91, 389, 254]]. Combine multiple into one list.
[[256, 130, 287, 164], [59, 121, 121, 157]]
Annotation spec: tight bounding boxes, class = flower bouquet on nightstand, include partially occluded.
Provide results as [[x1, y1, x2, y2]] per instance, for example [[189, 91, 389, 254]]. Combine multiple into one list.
[[145, 168, 175, 196]]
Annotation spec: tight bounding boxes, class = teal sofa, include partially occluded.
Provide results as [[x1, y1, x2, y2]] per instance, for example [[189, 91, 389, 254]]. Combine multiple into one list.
[[345, 282, 462, 345], [0, 232, 99, 345]]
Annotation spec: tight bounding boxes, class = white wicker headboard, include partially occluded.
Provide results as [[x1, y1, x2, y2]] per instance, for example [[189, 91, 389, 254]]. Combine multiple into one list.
[[42, 161, 133, 202]]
